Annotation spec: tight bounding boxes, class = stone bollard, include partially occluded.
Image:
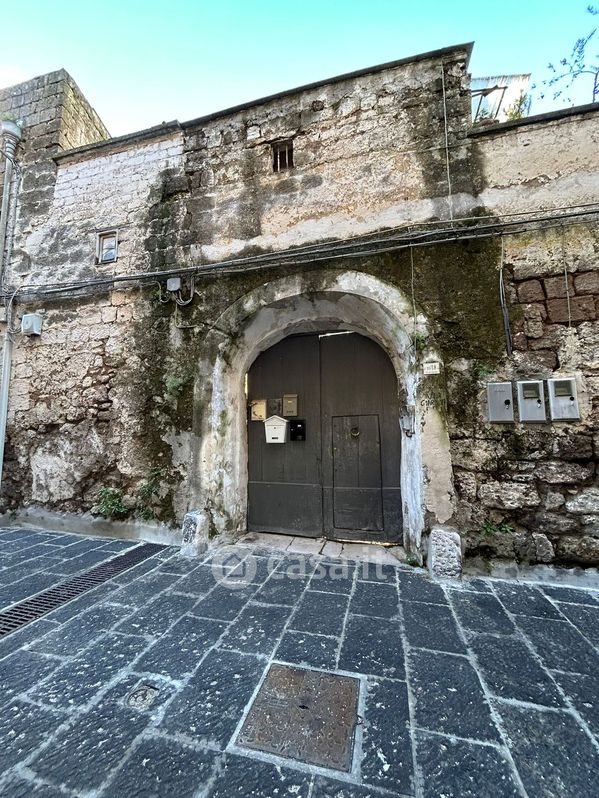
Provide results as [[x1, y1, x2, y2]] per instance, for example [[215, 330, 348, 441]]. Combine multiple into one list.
[[427, 527, 462, 579], [180, 509, 209, 558]]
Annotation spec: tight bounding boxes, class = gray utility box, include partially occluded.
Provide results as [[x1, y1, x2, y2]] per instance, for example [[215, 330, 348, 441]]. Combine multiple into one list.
[[516, 380, 546, 422], [21, 313, 43, 336], [547, 377, 580, 420], [487, 382, 514, 423]]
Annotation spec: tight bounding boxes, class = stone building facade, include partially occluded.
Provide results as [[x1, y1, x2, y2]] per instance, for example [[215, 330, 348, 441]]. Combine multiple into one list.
[[0, 43, 597, 565]]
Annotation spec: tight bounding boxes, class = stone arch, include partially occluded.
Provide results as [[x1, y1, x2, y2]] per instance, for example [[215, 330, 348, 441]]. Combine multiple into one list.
[[185, 269, 455, 556]]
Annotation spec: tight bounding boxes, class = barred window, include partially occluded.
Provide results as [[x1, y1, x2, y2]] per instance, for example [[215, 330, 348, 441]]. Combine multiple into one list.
[[272, 139, 294, 172]]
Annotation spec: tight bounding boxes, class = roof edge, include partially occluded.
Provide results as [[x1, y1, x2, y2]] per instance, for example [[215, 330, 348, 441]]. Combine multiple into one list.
[[53, 41, 473, 162], [469, 101, 599, 137], [181, 41, 474, 131], [54, 120, 182, 162]]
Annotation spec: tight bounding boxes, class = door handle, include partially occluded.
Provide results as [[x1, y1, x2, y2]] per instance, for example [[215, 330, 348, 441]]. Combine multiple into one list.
[[350, 427, 360, 438]]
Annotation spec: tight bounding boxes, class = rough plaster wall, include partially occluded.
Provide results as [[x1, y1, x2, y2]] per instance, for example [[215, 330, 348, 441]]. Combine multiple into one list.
[[12, 47, 472, 290], [12, 134, 184, 285], [0, 70, 110, 283], [473, 112, 599, 214]]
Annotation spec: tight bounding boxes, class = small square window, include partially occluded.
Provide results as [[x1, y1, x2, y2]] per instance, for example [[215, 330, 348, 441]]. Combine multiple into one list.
[[97, 230, 118, 264], [272, 139, 294, 172]]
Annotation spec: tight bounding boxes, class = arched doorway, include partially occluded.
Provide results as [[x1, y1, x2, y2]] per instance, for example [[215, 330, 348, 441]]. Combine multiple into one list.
[[184, 270, 455, 558], [247, 331, 402, 542]]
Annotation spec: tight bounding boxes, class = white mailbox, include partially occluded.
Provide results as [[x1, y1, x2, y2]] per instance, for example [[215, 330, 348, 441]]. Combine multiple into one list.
[[548, 377, 580, 420], [264, 415, 288, 443], [516, 380, 546, 422]]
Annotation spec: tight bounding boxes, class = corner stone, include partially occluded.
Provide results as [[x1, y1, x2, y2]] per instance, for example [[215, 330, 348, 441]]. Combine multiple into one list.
[[180, 510, 209, 558], [428, 527, 462, 579]]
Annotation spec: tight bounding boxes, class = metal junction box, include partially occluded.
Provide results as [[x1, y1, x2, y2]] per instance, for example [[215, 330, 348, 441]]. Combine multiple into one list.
[[264, 415, 288, 443], [20, 313, 43, 336], [548, 377, 580, 420], [516, 380, 546, 422], [487, 382, 514, 423]]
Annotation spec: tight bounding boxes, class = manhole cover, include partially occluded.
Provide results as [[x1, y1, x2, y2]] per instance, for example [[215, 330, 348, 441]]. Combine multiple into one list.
[[126, 684, 159, 710], [237, 664, 359, 771]]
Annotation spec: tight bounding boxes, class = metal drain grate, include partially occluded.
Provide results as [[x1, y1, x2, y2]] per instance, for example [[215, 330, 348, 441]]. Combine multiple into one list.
[[0, 542, 166, 638]]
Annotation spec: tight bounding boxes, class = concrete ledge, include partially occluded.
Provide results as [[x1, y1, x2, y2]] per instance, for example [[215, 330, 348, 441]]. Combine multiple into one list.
[[0, 506, 180, 546]]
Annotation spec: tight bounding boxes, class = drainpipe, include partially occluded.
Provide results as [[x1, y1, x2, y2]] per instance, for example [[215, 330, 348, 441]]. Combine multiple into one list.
[[0, 119, 23, 496]]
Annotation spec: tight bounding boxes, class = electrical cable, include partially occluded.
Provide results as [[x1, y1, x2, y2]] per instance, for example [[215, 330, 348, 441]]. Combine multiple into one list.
[[4, 206, 599, 301], [498, 236, 513, 356]]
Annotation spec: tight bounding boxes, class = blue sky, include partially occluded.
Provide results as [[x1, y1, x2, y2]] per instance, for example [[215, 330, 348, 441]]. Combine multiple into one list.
[[2, 0, 595, 136]]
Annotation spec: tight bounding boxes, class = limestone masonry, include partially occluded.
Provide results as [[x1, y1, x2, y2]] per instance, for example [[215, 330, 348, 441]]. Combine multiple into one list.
[[0, 43, 597, 566]]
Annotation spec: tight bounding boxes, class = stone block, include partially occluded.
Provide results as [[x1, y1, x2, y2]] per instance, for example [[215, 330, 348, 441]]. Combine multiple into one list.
[[180, 510, 209, 557], [527, 511, 579, 535], [479, 480, 540, 510], [516, 279, 545, 303], [546, 297, 595, 323], [565, 488, 599, 515], [532, 532, 555, 563], [535, 461, 594, 485], [555, 535, 599, 565], [427, 527, 462, 578], [543, 275, 574, 299], [553, 434, 593, 462], [545, 490, 565, 510], [523, 304, 546, 338], [574, 272, 599, 295]]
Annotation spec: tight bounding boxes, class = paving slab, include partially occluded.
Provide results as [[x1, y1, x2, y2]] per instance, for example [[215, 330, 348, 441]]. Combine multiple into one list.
[[1, 526, 599, 797], [497, 701, 599, 798], [414, 731, 521, 798]]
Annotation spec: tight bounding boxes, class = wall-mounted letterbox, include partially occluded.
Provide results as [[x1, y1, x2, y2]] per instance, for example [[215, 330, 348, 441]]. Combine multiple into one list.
[[283, 394, 298, 417], [548, 377, 580, 420], [487, 382, 514, 423], [289, 420, 306, 441], [264, 415, 288, 443], [516, 380, 546, 422], [250, 399, 267, 421]]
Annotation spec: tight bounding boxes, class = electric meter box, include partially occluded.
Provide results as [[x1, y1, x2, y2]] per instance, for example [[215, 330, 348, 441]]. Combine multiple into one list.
[[264, 415, 288, 443], [487, 382, 514, 423], [20, 313, 43, 336], [516, 380, 546, 422], [548, 377, 580, 420]]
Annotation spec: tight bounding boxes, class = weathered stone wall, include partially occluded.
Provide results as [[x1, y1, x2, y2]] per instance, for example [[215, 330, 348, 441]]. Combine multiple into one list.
[[0, 70, 109, 259], [451, 114, 599, 564], [1, 51, 598, 565]]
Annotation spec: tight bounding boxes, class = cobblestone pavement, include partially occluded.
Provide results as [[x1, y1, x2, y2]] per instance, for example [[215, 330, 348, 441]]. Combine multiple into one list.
[[1, 527, 599, 797]]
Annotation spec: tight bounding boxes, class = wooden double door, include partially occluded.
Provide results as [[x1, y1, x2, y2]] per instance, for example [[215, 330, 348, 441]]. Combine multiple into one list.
[[247, 332, 402, 542]]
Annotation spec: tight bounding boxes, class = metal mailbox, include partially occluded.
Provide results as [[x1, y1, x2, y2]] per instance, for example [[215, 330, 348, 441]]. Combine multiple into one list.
[[487, 382, 514, 423], [289, 420, 306, 441], [548, 377, 580, 420], [516, 380, 546, 422], [264, 415, 288, 443], [283, 394, 298, 417]]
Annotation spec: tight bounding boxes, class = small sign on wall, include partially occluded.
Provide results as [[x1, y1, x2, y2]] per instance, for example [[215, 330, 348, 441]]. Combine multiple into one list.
[[423, 361, 441, 375], [250, 399, 267, 421]]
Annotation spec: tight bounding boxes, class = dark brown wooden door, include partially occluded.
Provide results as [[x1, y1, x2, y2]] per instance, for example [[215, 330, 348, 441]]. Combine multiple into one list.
[[332, 415, 383, 531], [247, 332, 402, 542]]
